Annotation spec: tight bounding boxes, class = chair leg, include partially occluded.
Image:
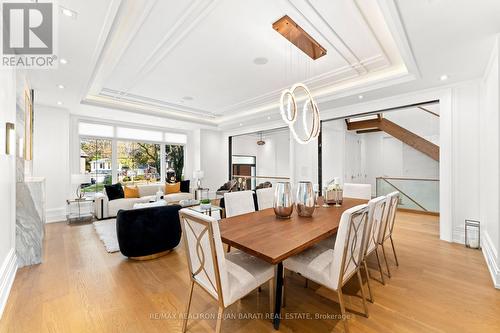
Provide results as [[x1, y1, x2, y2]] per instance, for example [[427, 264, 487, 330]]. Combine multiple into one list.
[[269, 279, 274, 315], [381, 243, 392, 278], [356, 270, 369, 318], [305, 278, 309, 288], [182, 281, 194, 333], [337, 287, 350, 333], [215, 306, 224, 333], [227, 245, 231, 253], [282, 274, 286, 308], [363, 260, 374, 303], [374, 248, 385, 285], [390, 235, 399, 266]]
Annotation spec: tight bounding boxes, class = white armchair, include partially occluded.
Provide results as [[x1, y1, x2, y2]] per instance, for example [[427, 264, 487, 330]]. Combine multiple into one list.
[[179, 209, 275, 333]]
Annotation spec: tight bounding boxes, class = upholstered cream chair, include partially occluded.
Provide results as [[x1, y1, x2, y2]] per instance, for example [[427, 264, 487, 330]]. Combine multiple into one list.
[[377, 191, 400, 277], [223, 191, 256, 217], [343, 183, 372, 200], [361, 196, 387, 302], [283, 204, 370, 332], [179, 209, 275, 333], [256, 187, 274, 210]]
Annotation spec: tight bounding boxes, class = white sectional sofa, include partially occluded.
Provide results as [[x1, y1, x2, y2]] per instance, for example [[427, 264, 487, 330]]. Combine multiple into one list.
[[95, 183, 193, 219]]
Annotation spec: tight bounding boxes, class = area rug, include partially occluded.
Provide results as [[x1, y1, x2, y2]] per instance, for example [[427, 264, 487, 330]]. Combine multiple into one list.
[[93, 219, 120, 253]]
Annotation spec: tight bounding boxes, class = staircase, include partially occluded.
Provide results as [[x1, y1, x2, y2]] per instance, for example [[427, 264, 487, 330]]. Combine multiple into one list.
[[346, 114, 439, 161]]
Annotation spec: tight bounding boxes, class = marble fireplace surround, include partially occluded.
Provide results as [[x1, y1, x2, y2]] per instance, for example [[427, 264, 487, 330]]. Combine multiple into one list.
[[16, 177, 45, 268]]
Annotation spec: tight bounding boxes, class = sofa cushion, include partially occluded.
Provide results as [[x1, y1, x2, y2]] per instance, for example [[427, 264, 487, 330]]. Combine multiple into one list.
[[164, 192, 194, 203], [124, 186, 140, 198], [137, 184, 164, 197], [108, 196, 155, 217], [105, 183, 124, 201], [180, 180, 190, 193], [165, 182, 180, 194], [133, 200, 167, 209]]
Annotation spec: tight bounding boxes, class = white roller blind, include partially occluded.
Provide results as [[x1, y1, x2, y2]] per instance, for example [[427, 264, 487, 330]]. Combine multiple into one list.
[[116, 126, 163, 142], [165, 132, 187, 144], [78, 122, 114, 137]]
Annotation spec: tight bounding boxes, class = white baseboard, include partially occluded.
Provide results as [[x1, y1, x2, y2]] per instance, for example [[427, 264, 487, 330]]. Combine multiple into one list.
[[0, 248, 18, 319], [46, 207, 66, 223], [482, 232, 500, 289]]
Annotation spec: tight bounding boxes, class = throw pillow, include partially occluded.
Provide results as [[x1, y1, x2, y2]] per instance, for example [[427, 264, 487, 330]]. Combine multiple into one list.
[[105, 183, 124, 201], [124, 186, 140, 198], [180, 180, 190, 193], [165, 182, 181, 194]]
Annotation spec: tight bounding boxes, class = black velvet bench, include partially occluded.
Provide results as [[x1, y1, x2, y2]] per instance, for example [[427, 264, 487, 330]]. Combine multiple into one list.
[[116, 204, 182, 260]]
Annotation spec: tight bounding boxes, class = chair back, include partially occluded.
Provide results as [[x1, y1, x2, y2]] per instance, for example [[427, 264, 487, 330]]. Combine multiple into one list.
[[364, 196, 386, 256], [256, 187, 274, 210], [179, 209, 228, 306], [379, 191, 399, 242], [330, 204, 369, 289], [224, 191, 256, 217], [343, 183, 372, 200]]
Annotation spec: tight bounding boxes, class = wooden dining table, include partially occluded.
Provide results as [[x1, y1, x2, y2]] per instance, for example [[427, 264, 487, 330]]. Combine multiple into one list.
[[219, 197, 367, 330]]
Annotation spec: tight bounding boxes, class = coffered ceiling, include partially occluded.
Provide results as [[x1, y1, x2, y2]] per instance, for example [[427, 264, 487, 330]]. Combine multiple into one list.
[[80, 0, 413, 125]]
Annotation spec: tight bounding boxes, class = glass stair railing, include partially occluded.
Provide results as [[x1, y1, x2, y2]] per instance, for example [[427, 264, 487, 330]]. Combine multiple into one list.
[[376, 177, 439, 214]]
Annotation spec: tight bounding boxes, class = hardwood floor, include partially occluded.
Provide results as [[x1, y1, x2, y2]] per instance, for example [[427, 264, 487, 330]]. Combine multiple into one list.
[[1, 212, 499, 332]]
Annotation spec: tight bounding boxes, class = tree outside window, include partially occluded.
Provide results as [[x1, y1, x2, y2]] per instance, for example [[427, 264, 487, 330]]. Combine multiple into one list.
[[166, 145, 184, 182]]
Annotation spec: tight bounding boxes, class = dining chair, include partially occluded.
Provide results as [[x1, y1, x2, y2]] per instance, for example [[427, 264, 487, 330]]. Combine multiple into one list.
[[179, 209, 275, 333], [223, 191, 256, 217], [343, 183, 372, 200], [283, 204, 370, 333], [377, 191, 400, 277], [361, 196, 387, 302], [256, 187, 274, 210]]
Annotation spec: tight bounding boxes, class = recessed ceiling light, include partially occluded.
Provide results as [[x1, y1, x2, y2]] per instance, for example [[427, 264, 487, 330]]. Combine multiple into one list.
[[182, 96, 194, 101], [239, 123, 243, 126], [267, 116, 271, 120], [59, 58, 68, 65], [253, 57, 268, 65], [60, 6, 77, 19], [57, 101, 63, 105], [440, 74, 448, 81], [57, 84, 65, 89], [358, 95, 364, 100]]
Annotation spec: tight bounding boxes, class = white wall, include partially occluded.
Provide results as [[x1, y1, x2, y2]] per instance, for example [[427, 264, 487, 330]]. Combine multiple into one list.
[[232, 130, 290, 179], [480, 36, 500, 287], [0, 68, 17, 318], [199, 129, 227, 197], [33, 106, 70, 222]]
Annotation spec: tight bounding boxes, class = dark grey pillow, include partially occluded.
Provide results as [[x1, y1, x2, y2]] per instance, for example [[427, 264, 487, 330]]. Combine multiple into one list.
[[105, 183, 124, 201]]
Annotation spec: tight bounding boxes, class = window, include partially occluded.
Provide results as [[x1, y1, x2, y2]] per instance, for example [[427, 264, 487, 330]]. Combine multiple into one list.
[[165, 144, 184, 182], [117, 141, 161, 185], [80, 138, 112, 197]]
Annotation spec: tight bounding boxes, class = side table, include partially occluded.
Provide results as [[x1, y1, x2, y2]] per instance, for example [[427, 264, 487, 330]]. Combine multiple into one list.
[[66, 197, 95, 223]]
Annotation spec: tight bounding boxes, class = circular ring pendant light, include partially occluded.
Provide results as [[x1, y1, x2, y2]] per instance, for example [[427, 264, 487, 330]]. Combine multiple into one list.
[[280, 83, 320, 144]]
